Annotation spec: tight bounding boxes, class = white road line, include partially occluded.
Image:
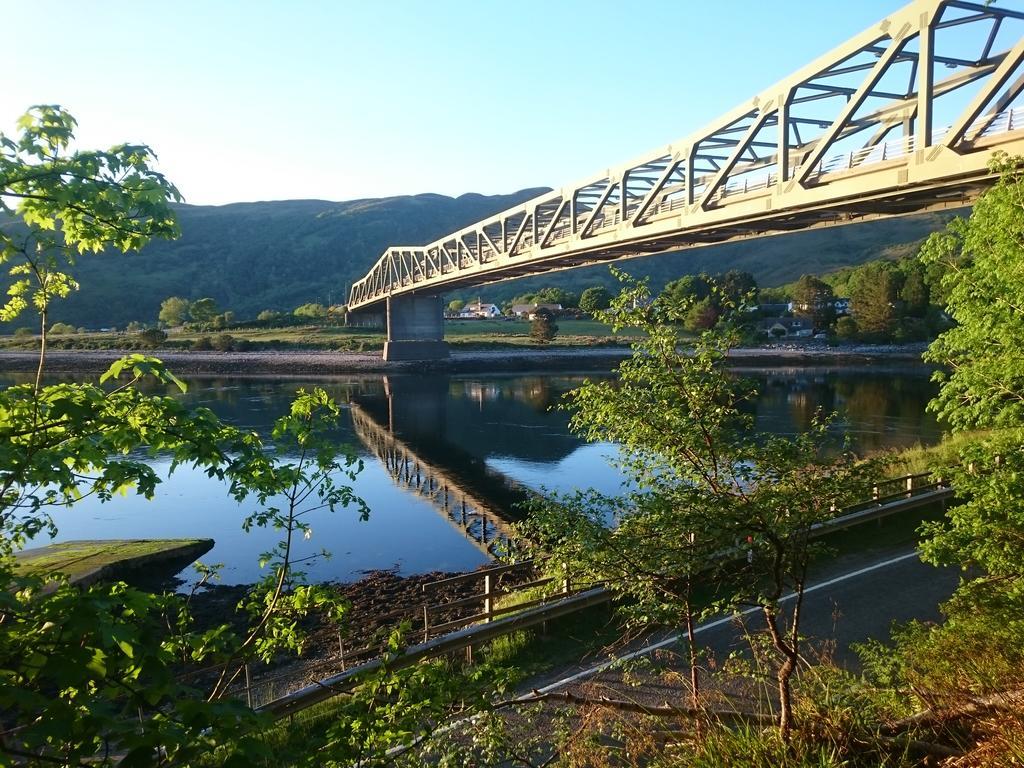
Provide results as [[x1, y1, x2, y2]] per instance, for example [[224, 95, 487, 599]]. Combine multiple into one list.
[[534, 549, 921, 694]]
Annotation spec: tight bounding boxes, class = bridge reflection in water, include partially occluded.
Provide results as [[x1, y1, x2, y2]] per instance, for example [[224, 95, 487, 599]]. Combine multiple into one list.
[[348, 377, 534, 557]]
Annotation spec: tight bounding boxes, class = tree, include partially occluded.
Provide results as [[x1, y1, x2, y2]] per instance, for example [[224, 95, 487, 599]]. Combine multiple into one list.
[[530, 309, 558, 343], [718, 269, 757, 307], [791, 274, 835, 330], [0, 105, 180, 388], [188, 296, 219, 325], [294, 302, 328, 319], [849, 262, 901, 338], [663, 274, 711, 305], [918, 154, 1024, 594], [527, 272, 871, 739], [0, 106, 374, 764], [683, 295, 719, 331], [535, 286, 578, 308], [578, 286, 612, 314], [898, 260, 930, 318], [158, 296, 190, 326], [447, 299, 465, 313], [49, 321, 76, 335]]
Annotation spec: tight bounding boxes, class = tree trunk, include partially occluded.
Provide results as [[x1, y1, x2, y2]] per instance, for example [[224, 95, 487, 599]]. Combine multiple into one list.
[[777, 652, 796, 741], [763, 605, 797, 741]]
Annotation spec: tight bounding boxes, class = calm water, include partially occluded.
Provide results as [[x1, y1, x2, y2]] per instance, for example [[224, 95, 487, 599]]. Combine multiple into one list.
[[2, 366, 941, 585]]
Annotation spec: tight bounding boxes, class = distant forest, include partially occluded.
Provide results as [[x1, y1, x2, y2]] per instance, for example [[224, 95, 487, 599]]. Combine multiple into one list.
[[3, 187, 960, 329]]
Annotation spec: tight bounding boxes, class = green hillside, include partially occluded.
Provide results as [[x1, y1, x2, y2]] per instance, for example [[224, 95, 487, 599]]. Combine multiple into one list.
[[45, 190, 547, 328], [10, 186, 962, 329]]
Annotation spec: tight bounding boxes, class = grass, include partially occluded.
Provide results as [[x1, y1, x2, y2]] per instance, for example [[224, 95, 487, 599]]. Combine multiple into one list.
[[874, 428, 1011, 477], [14, 538, 214, 584], [0, 318, 642, 353]]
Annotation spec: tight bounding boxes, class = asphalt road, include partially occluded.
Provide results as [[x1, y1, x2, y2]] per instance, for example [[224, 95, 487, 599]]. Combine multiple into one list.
[[531, 545, 960, 698]]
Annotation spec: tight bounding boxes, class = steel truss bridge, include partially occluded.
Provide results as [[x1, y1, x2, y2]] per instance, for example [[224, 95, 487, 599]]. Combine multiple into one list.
[[349, 401, 524, 555], [348, 0, 1024, 320]]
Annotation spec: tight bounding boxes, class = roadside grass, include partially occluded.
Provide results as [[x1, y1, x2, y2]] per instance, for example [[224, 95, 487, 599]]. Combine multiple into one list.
[[875, 428, 1016, 476]]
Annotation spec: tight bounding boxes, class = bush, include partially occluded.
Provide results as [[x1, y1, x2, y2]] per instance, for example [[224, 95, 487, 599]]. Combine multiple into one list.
[[294, 303, 327, 319], [192, 335, 213, 351], [835, 316, 858, 340], [212, 333, 235, 352], [892, 317, 929, 343], [49, 322, 78, 335], [13, 327, 34, 339], [231, 337, 251, 352], [530, 312, 558, 344], [257, 309, 282, 324], [137, 328, 167, 349]]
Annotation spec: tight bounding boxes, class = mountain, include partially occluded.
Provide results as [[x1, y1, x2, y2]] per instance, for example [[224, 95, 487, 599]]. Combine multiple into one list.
[[48, 189, 548, 328], [20, 188, 960, 328]]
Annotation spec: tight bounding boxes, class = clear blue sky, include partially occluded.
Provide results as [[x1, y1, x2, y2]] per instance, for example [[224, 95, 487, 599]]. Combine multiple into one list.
[[3, 1, 903, 206]]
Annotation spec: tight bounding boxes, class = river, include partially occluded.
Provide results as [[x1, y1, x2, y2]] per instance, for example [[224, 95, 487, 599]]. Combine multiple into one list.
[[2, 365, 942, 585]]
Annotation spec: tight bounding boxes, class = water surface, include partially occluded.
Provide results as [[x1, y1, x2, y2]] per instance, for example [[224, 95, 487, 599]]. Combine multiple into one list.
[[1, 366, 941, 584]]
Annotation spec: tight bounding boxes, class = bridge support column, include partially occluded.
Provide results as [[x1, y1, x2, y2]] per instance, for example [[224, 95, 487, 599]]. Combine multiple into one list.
[[384, 294, 450, 362]]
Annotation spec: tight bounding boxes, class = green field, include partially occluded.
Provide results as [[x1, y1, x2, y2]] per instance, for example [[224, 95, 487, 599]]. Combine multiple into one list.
[[0, 318, 643, 353]]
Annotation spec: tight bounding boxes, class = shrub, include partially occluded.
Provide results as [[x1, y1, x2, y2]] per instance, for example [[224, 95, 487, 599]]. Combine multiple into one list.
[[294, 303, 327, 319], [231, 337, 251, 352], [49, 322, 77, 335], [137, 328, 167, 349], [192, 335, 213, 351], [835, 316, 858, 340], [13, 327, 34, 339], [212, 333, 235, 352], [530, 312, 558, 344]]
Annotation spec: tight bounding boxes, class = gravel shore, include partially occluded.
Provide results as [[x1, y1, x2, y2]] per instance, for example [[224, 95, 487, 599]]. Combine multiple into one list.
[[0, 343, 930, 377]]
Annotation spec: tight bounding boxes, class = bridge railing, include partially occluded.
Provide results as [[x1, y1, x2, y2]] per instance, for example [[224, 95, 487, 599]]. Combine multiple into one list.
[[349, 104, 1024, 309]]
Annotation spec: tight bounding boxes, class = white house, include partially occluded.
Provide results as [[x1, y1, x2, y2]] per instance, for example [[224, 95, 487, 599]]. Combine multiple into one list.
[[459, 301, 502, 319]]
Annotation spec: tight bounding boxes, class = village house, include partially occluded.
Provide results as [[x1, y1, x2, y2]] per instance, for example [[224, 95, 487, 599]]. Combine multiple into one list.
[[758, 316, 813, 338], [458, 300, 502, 319]]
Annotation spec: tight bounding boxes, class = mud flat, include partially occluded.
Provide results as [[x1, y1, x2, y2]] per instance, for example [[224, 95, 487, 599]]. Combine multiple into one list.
[[0, 343, 930, 377]]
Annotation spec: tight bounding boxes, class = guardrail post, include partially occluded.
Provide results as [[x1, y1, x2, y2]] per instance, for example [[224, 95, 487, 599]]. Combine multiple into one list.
[[905, 475, 914, 498], [483, 573, 493, 623], [872, 485, 880, 502], [419, 589, 428, 643], [245, 663, 253, 709]]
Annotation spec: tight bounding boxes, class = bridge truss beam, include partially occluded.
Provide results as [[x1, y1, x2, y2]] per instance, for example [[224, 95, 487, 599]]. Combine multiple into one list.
[[349, 0, 1024, 312]]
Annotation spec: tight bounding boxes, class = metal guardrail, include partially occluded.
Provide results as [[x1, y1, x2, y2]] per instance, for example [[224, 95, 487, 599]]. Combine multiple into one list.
[[249, 468, 958, 718], [256, 586, 612, 720]]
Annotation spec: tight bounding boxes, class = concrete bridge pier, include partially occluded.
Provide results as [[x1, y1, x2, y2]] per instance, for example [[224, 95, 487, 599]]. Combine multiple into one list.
[[383, 294, 450, 362]]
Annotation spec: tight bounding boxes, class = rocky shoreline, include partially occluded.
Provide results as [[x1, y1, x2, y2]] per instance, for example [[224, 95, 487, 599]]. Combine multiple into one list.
[[0, 342, 931, 377], [188, 567, 525, 700]]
